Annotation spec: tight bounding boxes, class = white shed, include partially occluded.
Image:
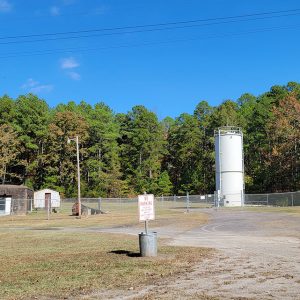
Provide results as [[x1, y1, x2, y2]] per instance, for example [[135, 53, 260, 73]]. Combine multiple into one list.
[[34, 189, 61, 209]]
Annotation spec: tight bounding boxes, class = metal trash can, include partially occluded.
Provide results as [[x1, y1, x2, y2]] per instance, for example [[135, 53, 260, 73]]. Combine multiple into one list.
[[139, 231, 157, 257]]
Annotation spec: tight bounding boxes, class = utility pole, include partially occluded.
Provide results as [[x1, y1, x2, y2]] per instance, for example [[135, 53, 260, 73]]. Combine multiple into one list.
[[68, 136, 81, 218]]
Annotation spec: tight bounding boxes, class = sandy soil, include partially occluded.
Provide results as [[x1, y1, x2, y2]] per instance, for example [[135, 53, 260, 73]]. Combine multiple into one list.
[[81, 208, 300, 300]]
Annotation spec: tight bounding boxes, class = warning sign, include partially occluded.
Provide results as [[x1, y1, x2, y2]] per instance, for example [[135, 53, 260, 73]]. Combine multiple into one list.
[[138, 194, 155, 222]]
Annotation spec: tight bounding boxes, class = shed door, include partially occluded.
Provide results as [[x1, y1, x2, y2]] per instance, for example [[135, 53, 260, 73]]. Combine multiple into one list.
[[45, 193, 51, 210]]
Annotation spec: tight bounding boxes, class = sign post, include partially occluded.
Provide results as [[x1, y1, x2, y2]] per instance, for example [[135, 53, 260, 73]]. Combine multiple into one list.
[[138, 193, 157, 257]]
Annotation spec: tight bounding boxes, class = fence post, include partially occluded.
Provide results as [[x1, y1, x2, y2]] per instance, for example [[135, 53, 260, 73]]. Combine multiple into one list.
[[98, 197, 102, 211], [47, 200, 50, 220], [266, 194, 269, 206], [241, 190, 244, 207], [291, 193, 294, 207], [10, 198, 14, 221], [186, 192, 190, 213], [214, 191, 218, 209]]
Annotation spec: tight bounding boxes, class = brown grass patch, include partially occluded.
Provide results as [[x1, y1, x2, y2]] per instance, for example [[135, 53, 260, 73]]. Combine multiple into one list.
[[0, 203, 209, 231]]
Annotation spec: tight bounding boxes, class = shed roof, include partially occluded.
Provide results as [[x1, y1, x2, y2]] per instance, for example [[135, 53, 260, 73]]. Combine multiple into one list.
[[34, 188, 60, 193]]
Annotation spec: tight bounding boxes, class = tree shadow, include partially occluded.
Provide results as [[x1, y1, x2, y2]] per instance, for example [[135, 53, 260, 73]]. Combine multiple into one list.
[[109, 250, 140, 257]]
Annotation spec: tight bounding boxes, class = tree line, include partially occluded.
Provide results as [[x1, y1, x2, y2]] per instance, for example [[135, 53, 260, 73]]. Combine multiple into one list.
[[0, 81, 299, 197]]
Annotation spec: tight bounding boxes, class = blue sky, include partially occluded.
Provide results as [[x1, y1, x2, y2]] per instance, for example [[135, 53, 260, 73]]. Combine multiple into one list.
[[1, 0, 300, 119]]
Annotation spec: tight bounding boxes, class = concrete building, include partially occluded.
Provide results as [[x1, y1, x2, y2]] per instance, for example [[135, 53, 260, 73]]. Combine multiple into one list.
[[0, 185, 33, 216]]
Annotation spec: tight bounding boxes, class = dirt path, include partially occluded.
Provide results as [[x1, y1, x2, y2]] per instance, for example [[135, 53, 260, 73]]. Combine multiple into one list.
[[83, 209, 300, 299]]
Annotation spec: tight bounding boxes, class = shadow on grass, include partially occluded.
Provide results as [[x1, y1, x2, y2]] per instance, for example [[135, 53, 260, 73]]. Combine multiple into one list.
[[110, 250, 141, 257], [31, 227, 62, 231]]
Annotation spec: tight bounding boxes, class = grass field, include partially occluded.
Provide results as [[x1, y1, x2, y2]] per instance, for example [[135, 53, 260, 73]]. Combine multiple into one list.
[[0, 201, 210, 229], [0, 205, 212, 299], [0, 231, 212, 299]]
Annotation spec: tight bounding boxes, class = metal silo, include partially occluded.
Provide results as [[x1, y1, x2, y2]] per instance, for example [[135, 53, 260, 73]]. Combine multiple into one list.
[[215, 126, 244, 207]]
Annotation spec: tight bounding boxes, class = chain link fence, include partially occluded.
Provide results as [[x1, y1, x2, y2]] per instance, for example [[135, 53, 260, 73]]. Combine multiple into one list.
[[63, 194, 216, 214], [245, 191, 300, 206], [1, 191, 299, 219]]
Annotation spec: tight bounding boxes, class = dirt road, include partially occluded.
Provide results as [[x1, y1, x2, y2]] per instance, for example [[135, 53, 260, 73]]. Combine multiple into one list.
[[89, 208, 300, 299]]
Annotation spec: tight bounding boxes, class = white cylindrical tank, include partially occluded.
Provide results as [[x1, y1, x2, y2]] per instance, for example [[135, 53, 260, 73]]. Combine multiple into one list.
[[215, 127, 244, 207]]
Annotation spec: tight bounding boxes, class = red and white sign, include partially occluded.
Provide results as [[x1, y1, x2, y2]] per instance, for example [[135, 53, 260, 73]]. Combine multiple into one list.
[[138, 194, 155, 222]]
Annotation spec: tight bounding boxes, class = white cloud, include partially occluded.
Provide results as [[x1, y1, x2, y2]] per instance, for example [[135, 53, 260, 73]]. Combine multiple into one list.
[[50, 6, 60, 16], [0, 0, 12, 12], [21, 78, 53, 94], [60, 57, 81, 81], [61, 57, 79, 69], [30, 84, 53, 93], [21, 78, 39, 89], [68, 71, 81, 81]]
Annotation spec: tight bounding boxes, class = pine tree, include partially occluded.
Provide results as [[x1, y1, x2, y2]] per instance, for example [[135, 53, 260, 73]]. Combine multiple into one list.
[[118, 106, 166, 194]]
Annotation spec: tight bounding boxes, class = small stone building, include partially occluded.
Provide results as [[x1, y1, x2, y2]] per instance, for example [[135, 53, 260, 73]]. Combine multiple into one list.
[[34, 189, 61, 209], [0, 185, 33, 216]]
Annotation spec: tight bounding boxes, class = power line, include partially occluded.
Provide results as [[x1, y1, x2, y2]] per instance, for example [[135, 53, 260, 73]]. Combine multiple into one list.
[[1, 23, 300, 59], [0, 11, 300, 46], [1, 7, 300, 42]]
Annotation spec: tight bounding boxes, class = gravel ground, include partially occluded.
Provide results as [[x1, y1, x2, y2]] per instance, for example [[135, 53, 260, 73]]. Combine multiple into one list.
[[85, 208, 300, 300]]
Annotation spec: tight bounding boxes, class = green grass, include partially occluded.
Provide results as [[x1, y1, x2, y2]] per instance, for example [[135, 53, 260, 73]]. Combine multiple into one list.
[[241, 206, 300, 214], [212, 205, 300, 214], [0, 231, 212, 299]]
